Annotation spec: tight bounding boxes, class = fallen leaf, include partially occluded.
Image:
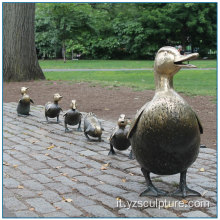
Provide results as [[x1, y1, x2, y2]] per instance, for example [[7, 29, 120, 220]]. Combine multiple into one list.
[[104, 108, 110, 111], [17, 185, 24, 189], [129, 173, 134, 176], [62, 196, 73, 203], [47, 144, 55, 150], [38, 192, 42, 196], [55, 206, 61, 210], [56, 166, 62, 169], [3, 162, 10, 166], [199, 168, 205, 172], [62, 173, 68, 176], [71, 178, 78, 182], [101, 166, 107, 170], [13, 165, 18, 168], [181, 199, 188, 204], [122, 179, 127, 183], [116, 197, 122, 200], [45, 153, 49, 156], [29, 208, 35, 211], [99, 181, 104, 184]]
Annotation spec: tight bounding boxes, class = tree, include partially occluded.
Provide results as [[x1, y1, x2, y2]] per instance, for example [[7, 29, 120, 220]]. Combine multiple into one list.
[[3, 3, 45, 81]]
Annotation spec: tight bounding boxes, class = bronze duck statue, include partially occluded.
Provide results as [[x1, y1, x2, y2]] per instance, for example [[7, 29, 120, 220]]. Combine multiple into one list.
[[109, 114, 133, 159], [128, 46, 203, 198], [45, 93, 63, 123], [63, 100, 82, 132], [84, 112, 103, 142], [17, 87, 34, 116]]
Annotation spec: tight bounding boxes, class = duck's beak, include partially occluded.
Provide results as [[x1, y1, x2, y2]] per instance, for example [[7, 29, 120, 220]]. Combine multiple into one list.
[[174, 53, 199, 68]]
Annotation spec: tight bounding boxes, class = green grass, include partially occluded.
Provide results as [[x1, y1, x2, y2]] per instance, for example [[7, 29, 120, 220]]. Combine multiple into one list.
[[39, 59, 216, 69], [44, 69, 216, 97]]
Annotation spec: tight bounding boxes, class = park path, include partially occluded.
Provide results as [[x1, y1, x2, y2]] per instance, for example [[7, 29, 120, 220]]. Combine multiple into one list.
[[43, 68, 216, 72], [3, 102, 217, 217]]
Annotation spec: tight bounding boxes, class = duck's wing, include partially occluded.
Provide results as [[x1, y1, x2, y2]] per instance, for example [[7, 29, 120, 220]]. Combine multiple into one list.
[[194, 112, 203, 134], [109, 126, 118, 141], [127, 102, 148, 139], [30, 99, 34, 104], [45, 102, 52, 112]]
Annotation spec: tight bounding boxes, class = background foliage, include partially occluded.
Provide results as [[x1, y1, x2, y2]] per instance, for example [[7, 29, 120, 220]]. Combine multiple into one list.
[[35, 3, 217, 60]]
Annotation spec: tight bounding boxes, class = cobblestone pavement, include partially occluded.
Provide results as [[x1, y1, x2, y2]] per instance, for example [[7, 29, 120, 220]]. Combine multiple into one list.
[[3, 102, 217, 217]]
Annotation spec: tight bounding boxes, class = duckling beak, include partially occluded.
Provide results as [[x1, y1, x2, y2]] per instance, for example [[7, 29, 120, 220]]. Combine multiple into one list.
[[174, 53, 199, 68]]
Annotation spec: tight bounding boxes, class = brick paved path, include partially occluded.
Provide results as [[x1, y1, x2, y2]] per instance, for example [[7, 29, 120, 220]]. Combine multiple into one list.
[[3, 102, 217, 217]]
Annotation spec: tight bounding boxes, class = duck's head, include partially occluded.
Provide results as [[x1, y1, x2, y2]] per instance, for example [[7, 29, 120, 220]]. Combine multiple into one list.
[[21, 87, 29, 95], [118, 114, 127, 127], [154, 46, 199, 76], [53, 93, 63, 102], [70, 100, 77, 110]]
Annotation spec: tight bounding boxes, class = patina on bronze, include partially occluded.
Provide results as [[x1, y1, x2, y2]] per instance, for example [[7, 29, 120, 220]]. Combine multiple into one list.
[[84, 112, 103, 142], [63, 100, 82, 132], [45, 93, 63, 123], [17, 87, 34, 116], [109, 114, 133, 159], [128, 46, 202, 198]]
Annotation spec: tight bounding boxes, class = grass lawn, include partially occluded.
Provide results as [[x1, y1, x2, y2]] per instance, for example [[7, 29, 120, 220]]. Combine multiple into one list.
[[44, 69, 217, 97], [39, 59, 217, 69]]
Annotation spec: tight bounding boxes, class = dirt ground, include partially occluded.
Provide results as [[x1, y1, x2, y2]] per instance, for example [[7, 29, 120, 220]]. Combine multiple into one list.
[[3, 80, 216, 150]]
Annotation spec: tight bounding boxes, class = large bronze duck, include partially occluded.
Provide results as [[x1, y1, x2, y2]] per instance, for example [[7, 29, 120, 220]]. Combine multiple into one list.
[[84, 112, 103, 142], [45, 93, 63, 123], [17, 87, 34, 116], [63, 100, 82, 132], [128, 46, 203, 198], [109, 114, 133, 159]]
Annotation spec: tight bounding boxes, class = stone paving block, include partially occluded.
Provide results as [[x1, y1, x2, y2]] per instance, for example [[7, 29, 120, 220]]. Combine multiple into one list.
[[96, 184, 127, 197], [30, 173, 52, 183], [96, 174, 124, 186], [80, 167, 103, 176], [30, 153, 50, 161], [144, 208, 178, 217], [12, 188, 37, 198], [90, 193, 118, 209], [74, 183, 99, 196], [82, 205, 116, 217], [18, 165, 37, 174], [206, 206, 217, 216], [45, 159, 65, 168], [4, 197, 27, 211], [39, 190, 62, 203], [3, 188, 15, 198], [39, 168, 60, 177], [15, 210, 39, 217], [79, 150, 98, 156], [46, 182, 73, 194], [3, 178, 20, 189], [64, 193, 96, 207], [59, 167, 81, 177], [53, 201, 83, 217], [118, 208, 149, 217], [74, 176, 101, 186], [43, 212, 68, 217], [26, 198, 56, 214], [63, 160, 86, 169], [181, 210, 211, 217], [53, 175, 77, 186], [22, 179, 45, 191]]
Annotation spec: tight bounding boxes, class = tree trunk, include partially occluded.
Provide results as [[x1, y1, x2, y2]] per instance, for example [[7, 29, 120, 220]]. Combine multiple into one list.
[[3, 3, 45, 81]]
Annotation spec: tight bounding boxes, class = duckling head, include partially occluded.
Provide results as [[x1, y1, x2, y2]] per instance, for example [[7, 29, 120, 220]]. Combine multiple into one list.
[[21, 87, 29, 95], [154, 46, 199, 90], [118, 114, 128, 127], [70, 100, 77, 110], [53, 93, 63, 102]]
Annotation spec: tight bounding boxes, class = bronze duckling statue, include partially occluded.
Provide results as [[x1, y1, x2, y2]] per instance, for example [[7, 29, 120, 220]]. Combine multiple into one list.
[[63, 100, 82, 132], [84, 112, 103, 142], [45, 93, 63, 123], [128, 46, 202, 198], [109, 114, 133, 159], [17, 87, 34, 116]]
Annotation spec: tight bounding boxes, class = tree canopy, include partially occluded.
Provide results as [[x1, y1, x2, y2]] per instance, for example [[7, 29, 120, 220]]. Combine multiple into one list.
[[35, 3, 217, 60]]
